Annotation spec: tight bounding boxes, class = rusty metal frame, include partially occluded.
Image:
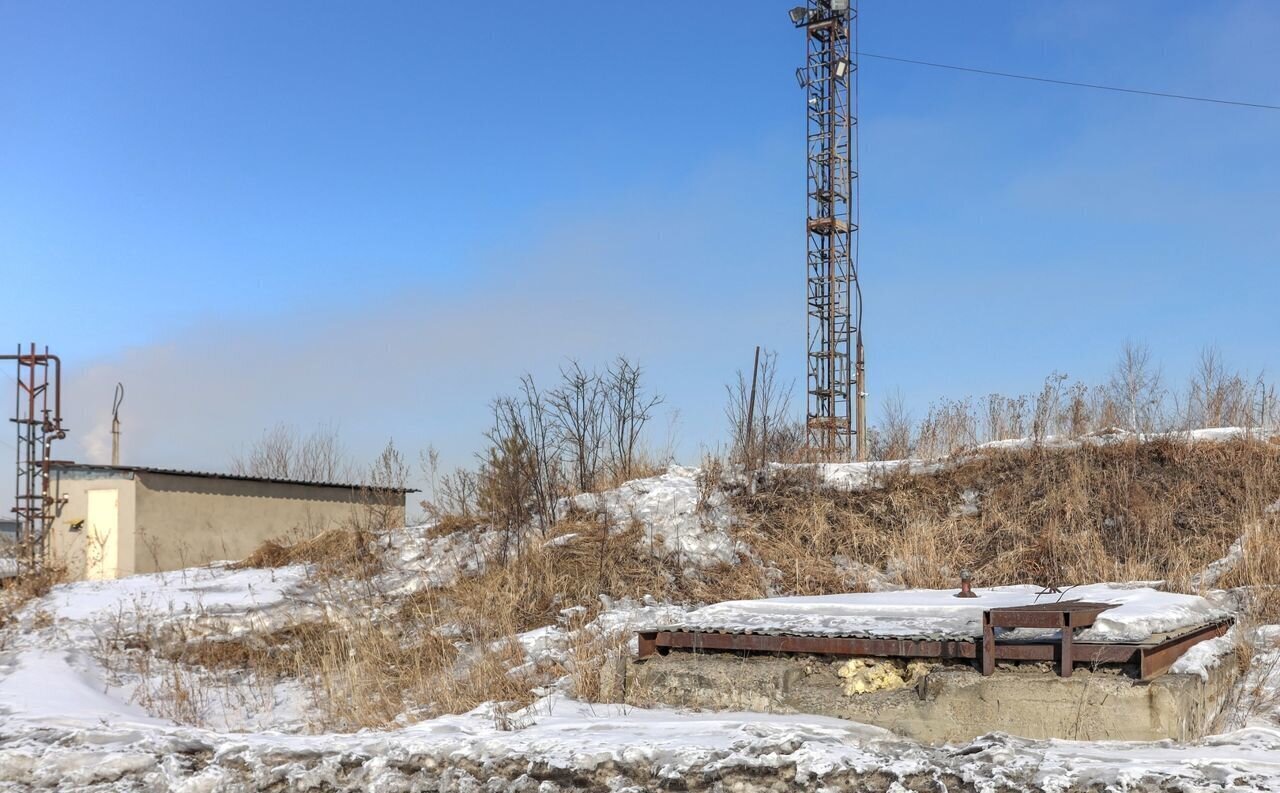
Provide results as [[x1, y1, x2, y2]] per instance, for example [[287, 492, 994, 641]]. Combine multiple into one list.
[[983, 601, 1115, 678], [3, 344, 66, 569], [637, 619, 1232, 682]]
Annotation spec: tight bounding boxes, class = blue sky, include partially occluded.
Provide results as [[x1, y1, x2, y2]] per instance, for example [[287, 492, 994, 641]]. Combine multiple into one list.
[[2, 1, 1277, 496]]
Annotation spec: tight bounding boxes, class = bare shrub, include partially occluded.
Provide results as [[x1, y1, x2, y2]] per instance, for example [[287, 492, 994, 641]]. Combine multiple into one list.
[[1031, 373, 1069, 442], [355, 439, 410, 535], [420, 447, 479, 520], [604, 356, 664, 483], [0, 565, 65, 634], [1178, 346, 1279, 431], [548, 360, 608, 493], [870, 389, 914, 461], [725, 348, 803, 468]]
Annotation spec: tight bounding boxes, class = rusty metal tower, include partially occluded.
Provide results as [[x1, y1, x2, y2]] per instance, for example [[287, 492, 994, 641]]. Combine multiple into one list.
[[792, 0, 865, 460], [4, 345, 66, 568]]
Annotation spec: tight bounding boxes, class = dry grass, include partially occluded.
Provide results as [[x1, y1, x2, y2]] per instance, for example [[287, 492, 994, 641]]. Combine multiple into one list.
[[425, 513, 484, 539], [175, 515, 762, 731], [736, 437, 1280, 596], [232, 528, 378, 578], [412, 517, 761, 637], [1219, 513, 1280, 622], [151, 436, 1280, 731], [0, 565, 65, 634]]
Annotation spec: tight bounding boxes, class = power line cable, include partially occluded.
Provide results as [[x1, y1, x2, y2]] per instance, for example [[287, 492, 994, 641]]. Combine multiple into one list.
[[857, 51, 1280, 111]]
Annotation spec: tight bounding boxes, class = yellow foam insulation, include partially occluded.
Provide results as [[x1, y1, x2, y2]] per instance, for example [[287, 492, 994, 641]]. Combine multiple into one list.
[[838, 658, 935, 695]]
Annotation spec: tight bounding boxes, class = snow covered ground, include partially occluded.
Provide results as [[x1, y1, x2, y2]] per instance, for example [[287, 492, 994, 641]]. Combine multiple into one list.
[[2, 562, 1277, 790], [1, 456, 1279, 791]]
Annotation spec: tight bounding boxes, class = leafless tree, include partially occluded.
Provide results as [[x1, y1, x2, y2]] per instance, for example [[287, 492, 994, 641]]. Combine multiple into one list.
[[724, 349, 798, 468], [604, 356, 663, 481], [1107, 341, 1166, 432], [548, 361, 607, 492], [230, 422, 352, 482], [518, 374, 563, 531]]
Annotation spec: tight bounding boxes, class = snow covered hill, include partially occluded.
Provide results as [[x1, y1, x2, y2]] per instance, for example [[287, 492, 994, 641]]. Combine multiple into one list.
[[0, 454, 1278, 791]]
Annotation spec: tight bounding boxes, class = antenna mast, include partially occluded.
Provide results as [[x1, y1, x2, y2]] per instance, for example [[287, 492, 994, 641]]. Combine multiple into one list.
[[111, 383, 124, 466], [792, 0, 865, 460]]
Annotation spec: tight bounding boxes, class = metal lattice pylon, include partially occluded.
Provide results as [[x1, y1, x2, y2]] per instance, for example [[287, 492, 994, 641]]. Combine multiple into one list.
[[796, 0, 864, 460]]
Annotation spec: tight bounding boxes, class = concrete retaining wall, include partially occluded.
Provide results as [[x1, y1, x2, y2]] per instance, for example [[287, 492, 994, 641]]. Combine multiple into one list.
[[622, 651, 1238, 743]]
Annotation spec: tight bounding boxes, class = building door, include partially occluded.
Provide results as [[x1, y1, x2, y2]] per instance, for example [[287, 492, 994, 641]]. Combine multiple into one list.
[[86, 489, 119, 580]]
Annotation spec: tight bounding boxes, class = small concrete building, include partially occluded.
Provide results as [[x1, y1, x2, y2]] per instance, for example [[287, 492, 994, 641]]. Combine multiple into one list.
[[48, 464, 413, 580]]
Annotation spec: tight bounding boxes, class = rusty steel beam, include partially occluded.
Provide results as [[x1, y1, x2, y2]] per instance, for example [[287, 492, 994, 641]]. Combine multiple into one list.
[[641, 630, 979, 661], [1139, 620, 1232, 681], [640, 619, 1234, 682]]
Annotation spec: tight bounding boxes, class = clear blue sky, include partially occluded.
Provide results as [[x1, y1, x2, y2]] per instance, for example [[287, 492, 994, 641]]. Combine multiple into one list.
[[2, 1, 1277, 495]]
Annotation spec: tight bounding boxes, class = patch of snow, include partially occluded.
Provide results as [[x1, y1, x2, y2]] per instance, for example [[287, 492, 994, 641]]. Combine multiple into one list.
[[667, 584, 1230, 643], [375, 522, 509, 595], [565, 465, 747, 568], [1171, 625, 1237, 681], [1193, 535, 1247, 590], [767, 459, 941, 492]]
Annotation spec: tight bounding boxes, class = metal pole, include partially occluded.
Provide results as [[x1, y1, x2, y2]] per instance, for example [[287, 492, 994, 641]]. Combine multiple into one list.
[[856, 333, 867, 460], [111, 383, 124, 466], [745, 346, 761, 466]]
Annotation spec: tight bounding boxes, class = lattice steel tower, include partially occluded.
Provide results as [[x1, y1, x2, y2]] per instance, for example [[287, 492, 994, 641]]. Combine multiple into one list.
[[791, 0, 865, 460]]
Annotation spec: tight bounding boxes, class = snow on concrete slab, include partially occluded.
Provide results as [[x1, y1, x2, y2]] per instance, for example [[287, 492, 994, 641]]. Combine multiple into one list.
[[667, 584, 1230, 643]]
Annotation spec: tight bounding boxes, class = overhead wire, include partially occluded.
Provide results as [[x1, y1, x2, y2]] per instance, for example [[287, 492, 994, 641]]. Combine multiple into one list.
[[856, 50, 1280, 111]]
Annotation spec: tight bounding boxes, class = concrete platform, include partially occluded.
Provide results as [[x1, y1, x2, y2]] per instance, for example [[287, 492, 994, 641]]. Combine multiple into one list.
[[620, 651, 1239, 743]]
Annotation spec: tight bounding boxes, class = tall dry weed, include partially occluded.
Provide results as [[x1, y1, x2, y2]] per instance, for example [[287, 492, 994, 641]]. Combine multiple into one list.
[[737, 438, 1280, 593]]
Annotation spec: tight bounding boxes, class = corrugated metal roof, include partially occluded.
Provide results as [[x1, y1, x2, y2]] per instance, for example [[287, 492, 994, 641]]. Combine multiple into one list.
[[50, 462, 418, 493]]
